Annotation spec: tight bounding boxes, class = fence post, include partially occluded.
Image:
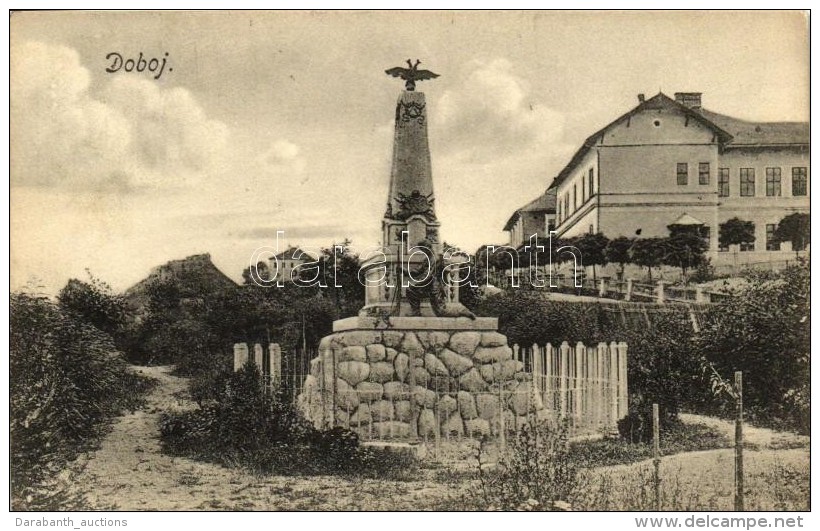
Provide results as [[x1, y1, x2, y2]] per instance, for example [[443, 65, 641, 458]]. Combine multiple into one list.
[[498, 354, 506, 453], [694, 285, 707, 303], [618, 342, 629, 420], [233, 342, 249, 371], [653, 403, 661, 511], [253, 343, 264, 370], [269, 343, 282, 388], [319, 353, 326, 430], [544, 343, 553, 413], [599, 278, 607, 298], [331, 346, 338, 429], [408, 348, 418, 440], [531, 344, 540, 424], [625, 278, 633, 302], [656, 281, 666, 304], [559, 342, 570, 420], [609, 342, 619, 429], [734, 371, 744, 511]]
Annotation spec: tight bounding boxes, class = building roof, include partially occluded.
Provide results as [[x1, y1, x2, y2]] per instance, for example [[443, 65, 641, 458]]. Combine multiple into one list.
[[546, 91, 812, 192], [670, 213, 705, 226], [274, 246, 316, 261], [697, 108, 809, 146], [503, 190, 557, 231]]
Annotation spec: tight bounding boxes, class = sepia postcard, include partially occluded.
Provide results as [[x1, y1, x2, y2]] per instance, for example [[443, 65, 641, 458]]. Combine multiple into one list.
[[8, 9, 811, 520]]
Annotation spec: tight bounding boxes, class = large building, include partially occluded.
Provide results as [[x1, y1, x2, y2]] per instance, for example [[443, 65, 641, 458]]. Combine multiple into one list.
[[542, 92, 808, 264], [504, 189, 556, 249]]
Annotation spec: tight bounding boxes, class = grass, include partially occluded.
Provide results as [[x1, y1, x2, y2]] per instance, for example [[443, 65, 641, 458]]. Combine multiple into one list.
[[570, 421, 731, 467]]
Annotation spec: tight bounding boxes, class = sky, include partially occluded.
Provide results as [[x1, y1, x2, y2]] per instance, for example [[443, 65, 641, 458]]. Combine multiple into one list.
[[9, 10, 809, 294]]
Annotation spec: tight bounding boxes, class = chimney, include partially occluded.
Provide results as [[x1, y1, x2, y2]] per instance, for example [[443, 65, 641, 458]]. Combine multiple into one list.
[[674, 92, 702, 109], [637, 93, 645, 103]]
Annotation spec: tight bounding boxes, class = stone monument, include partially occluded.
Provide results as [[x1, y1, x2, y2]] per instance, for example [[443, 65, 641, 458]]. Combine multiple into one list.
[[296, 61, 542, 439]]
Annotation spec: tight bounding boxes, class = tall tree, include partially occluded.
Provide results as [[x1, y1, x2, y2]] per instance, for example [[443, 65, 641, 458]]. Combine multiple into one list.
[[631, 237, 665, 281], [605, 236, 634, 280], [571, 233, 610, 281], [774, 213, 810, 258], [664, 225, 708, 282]]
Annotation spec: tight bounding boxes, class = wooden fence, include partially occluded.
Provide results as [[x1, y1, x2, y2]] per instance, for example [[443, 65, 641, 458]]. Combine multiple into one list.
[[517, 341, 629, 436], [486, 267, 730, 304], [285, 339, 628, 441], [233, 342, 283, 391]]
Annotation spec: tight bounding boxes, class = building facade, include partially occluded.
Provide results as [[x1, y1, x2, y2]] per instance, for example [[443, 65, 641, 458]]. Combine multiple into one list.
[[547, 92, 808, 265], [504, 190, 556, 249]]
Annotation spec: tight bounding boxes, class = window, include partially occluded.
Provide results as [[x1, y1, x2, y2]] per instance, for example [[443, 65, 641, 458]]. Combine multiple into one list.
[[740, 224, 756, 252], [588, 224, 594, 234], [718, 168, 730, 197], [765, 167, 781, 197], [699, 162, 710, 185], [581, 176, 586, 203], [564, 195, 569, 220], [766, 224, 780, 251], [792, 167, 807, 196], [573, 185, 577, 210], [740, 168, 755, 197], [676, 163, 688, 185], [589, 169, 595, 197], [701, 226, 711, 250]]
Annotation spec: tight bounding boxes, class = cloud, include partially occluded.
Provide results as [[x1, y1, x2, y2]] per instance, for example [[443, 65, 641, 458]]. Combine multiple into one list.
[[10, 40, 229, 192], [236, 224, 347, 240], [434, 58, 566, 163], [258, 139, 306, 174]]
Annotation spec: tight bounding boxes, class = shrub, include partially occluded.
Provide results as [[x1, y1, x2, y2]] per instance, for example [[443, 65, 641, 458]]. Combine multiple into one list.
[[160, 363, 415, 477], [10, 292, 155, 510], [696, 260, 810, 433], [474, 418, 583, 510]]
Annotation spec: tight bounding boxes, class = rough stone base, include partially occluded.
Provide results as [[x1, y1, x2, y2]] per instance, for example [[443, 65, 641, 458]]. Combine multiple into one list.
[[296, 319, 544, 440]]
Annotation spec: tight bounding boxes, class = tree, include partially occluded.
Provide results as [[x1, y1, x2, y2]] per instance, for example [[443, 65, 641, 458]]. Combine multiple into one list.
[[774, 213, 810, 258], [57, 272, 127, 337], [570, 232, 609, 281], [605, 236, 634, 280], [718, 217, 755, 250], [664, 225, 708, 282], [696, 261, 810, 433], [318, 239, 363, 316], [631, 237, 665, 281], [241, 261, 271, 285]]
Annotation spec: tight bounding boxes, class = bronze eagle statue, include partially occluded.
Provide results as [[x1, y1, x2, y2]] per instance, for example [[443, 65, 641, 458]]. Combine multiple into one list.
[[385, 59, 439, 91]]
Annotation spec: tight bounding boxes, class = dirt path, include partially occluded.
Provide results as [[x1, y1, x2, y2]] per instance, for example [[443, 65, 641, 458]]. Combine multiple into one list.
[[589, 416, 810, 510], [69, 365, 453, 510], [67, 366, 808, 510], [679, 413, 809, 449]]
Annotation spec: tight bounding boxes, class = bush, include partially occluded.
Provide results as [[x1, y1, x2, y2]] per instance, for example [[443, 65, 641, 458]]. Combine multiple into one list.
[[160, 363, 416, 477], [696, 261, 810, 433], [10, 292, 155, 510], [474, 418, 582, 510]]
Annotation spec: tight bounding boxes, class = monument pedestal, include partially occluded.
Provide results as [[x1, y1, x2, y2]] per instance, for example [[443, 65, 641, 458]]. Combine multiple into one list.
[[296, 316, 544, 440]]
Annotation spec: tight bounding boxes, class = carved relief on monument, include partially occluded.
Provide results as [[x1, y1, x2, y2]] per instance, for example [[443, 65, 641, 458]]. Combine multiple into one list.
[[393, 190, 436, 221], [399, 100, 426, 125]]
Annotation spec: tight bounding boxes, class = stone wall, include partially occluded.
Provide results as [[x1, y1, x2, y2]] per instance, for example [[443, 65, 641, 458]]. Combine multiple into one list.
[[296, 328, 543, 439]]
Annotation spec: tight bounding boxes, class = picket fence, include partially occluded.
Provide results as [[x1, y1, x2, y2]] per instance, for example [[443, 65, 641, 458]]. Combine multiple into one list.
[[517, 341, 629, 435], [236, 340, 629, 441]]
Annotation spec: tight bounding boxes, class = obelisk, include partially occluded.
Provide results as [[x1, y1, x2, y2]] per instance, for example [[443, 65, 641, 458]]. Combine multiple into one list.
[[382, 90, 440, 252], [296, 61, 536, 442]]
